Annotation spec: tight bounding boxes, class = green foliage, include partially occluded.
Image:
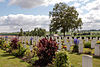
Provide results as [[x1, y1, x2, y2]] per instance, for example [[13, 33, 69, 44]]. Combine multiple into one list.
[[0, 39, 5, 48], [49, 2, 82, 36], [84, 42, 91, 48], [12, 44, 26, 57], [24, 45, 38, 65], [30, 56, 39, 65], [54, 50, 70, 67], [72, 45, 78, 52], [30, 28, 46, 36], [22, 28, 46, 36], [2, 41, 10, 51], [10, 38, 26, 57]]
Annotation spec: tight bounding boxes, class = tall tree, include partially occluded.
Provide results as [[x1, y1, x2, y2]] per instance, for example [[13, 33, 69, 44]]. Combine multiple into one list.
[[49, 2, 82, 36]]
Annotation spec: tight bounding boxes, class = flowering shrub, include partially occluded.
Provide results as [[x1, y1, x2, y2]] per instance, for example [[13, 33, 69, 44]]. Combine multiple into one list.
[[84, 41, 91, 48], [96, 41, 100, 44], [34, 37, 58, 66], [23, 45, 38, 65], [10, 38, 19, 49], [54, 50, 70, 67], [73, 39, 79, 52], [0, 39, 5, 49], [3, 41, 10, 51], [30, 37, 33, 45], [12, 42, 26, 57], [62, 45, 67, 50], [10, 38, 26, 57], [74, 39, 79, 45]]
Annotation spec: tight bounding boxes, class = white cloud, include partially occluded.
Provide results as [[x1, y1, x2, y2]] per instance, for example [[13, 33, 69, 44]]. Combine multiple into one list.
[[75, 0, 100, 30], [0, 14, 50, 32], [9, 0, 45, 8], [9, 0, 75, 8], [71, 2, 81, 8], [81, 0, 100, 11], [0, 0, 4, 2]]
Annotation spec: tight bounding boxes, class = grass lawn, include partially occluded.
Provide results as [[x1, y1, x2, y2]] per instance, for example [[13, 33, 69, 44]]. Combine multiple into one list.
[[0, 48, 100, 67], [69, 53, 100, 67], [0, 49, 30, 67]]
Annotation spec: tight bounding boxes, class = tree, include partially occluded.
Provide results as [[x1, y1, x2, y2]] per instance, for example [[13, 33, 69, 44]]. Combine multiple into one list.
[[49, 2, 82, 36], [19, 28, 24, 36], [30, 28, 46, 36]]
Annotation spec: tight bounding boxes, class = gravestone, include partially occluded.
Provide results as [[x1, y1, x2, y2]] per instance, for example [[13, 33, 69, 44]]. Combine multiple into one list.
[[29, 45, 33, 51], [95, 44, 100, 56], [91, 38, 96, 48], [85, 38, 88, 42], [58, 37, 62, 50], [82, 55, 93, 67], [78, 39, 83, 53], [64, 37, 67, 46], [69, 37, 73, 45], [23, 44, 26, 49]]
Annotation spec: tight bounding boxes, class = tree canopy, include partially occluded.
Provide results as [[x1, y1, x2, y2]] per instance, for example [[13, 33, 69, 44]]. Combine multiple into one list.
[[49, 2, 82, 36]]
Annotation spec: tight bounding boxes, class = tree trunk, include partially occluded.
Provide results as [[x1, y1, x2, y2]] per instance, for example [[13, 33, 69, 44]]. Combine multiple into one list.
[[63, 29, 66, 37]]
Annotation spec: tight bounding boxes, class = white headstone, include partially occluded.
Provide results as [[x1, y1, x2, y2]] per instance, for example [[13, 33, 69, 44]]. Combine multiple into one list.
[[78, 39, 83, 53], [85, 38, 88, 42], [82, 55, 93, 67], [64, 37, 67, 45], [69, 37, 73, 45], [29, 45, 33, 51], [67, 43, 70, 51], [23, 44, 26, 48], [58, 37, 62, 50], [91, 38, 96, 48], [95, 44, 100, 56]]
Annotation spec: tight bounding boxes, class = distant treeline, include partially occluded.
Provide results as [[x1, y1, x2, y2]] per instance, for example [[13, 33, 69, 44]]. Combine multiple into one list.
[[0, 33, 19, 36], [18, 28, 46, 36]]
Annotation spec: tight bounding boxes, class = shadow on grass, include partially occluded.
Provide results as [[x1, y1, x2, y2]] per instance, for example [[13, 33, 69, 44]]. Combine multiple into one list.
[[0, 53, 12, 57], [69, 52, 81, 55], [8, 56, 16, 59], [93, 56, 100, 59], [27, 65, 33, 67]]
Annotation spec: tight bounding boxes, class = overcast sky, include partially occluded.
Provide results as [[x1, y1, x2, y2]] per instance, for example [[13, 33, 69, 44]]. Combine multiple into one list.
[[0, 0, 100, 32]]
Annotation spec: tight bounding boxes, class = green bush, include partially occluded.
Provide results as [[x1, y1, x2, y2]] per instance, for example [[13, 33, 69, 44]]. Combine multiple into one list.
[[54, 50, 70, 67], [2, 41, 10, 51], [12, 46, 26, 57], [30, 56, 39, 65], [72, 45, 78, 52], [84, 42, 91, 48], [24, 45, 38, 64], [12, 42, 26, 57], [0, 39, 5, 49]]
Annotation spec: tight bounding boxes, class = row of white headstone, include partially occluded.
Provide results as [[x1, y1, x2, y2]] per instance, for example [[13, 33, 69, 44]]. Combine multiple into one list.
[[3, 36, 100, 56], [54, 36, 100, 56]]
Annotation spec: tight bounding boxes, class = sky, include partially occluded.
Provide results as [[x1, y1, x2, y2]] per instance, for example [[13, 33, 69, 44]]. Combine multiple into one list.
[[0, 0, 100, 32]]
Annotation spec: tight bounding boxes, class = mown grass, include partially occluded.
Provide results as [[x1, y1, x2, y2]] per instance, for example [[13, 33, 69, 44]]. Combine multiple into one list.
[[0, 49, 30, 67], [69, 53, 100, 67], [0, 48, 100, 67]]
